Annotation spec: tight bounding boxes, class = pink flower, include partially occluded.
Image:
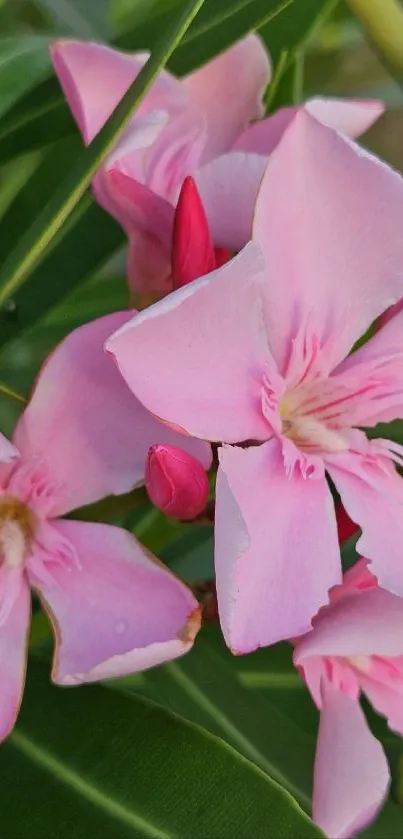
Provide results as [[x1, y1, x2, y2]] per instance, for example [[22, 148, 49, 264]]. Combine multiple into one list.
[[294, 558, 403, 838], [0, 311, 210, 743], [51, 35, 270, 294], [51, 37, 382, 294], [107, 112, 403, 652]]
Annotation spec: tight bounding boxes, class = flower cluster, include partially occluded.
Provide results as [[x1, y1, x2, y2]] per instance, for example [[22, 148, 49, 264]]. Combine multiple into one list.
[[1, 31, 403, 838]]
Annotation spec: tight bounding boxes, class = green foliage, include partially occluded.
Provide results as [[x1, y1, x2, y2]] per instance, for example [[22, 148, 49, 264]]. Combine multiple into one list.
[[1, 658, 322, 838]]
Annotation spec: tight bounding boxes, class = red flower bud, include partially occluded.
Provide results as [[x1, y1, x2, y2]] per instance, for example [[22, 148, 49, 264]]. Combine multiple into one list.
[[214, 246, 232, 268], [171, 176, 216, 288], [145, 444, 209, 520], [335, 502, 359, 544]]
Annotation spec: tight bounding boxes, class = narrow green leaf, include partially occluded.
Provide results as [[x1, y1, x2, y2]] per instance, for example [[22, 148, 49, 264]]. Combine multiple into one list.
[[0, 36, 51, 120], [1, 658, 322, 838], [118, 0, 294, 75], [37, 0, 111, 39], [0, 0, 206, 308]]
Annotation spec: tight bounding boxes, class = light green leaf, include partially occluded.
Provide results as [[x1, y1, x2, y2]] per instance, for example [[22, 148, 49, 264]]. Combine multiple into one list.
[[1, 658, 322, 838], [0, 0, 206, 310]]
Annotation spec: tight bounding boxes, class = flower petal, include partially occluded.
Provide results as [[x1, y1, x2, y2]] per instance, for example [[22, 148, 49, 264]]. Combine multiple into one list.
[[107, 244, 273, 443], [252, 110, 403, 375], [51, 40, 183, 144], [294, 586, 403, 661], [0, 433, 19, 463], [13, 312, 211, 516], [183, 34, 270, 162], [195, 152, 267, 250], [360, 673, 403, 737], [0, 572, 30, 742], [327, 451, 403, 597], [233, 98, 384, 154], [215, 439, 341, 652], [313, 684, 389, 839], [29, 520, 200, 684], [331, 306, 403, 427]]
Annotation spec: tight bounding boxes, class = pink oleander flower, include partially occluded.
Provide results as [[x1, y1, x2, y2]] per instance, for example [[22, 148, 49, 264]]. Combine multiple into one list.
[[0, 311, 210, 742], [294, 558, 403, 838], [107, 112, 403, 652], [51, 36, 383, 294]]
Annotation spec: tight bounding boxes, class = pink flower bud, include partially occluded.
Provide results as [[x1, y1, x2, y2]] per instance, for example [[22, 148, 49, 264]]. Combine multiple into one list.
[[145, 444, 209, 520], [171, 176, 216, 288]]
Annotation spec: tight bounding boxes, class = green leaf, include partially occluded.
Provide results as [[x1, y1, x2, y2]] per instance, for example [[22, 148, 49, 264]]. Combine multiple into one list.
[[160, 527, 214, 580], [0, 0, 206, 311], [123, 627, 316, 812], [36, 0, 111, 39], [1, 658, 322, 838], [118, 0, 293, 75], [0, 77, 76, 165], [261, 0, 339, 109], [0, 35, 52, 120]]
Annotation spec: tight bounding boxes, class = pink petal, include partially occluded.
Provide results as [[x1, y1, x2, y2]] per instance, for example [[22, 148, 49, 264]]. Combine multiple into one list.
[[127, 227, 172, 295], [183, 34, 270, 163], [14, 312, 211, 517], [252, 110, 403, 376], [97, 168, 174, 293], [331, 306, 403, 427], [107, 244, 273, 443], [195, 152, 267, 250], [313, 684, 389, 839], [234, 98, 384, 155], [29, 519, 201, 684], [360, 673, 403, 737], [305, 97, 384, 137], [51, 40, 183, 144], [0, 433, 18, 463], [215, 439, 341, 653], [97, 168, 174, 241], [0, 572, 30, 742], [327, 451, 403, 597], [294, 586, 403, 662]]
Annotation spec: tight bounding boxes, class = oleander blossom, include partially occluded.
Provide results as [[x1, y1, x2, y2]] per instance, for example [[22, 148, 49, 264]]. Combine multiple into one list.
[[0, 312, 211, 742], [294, 558, 403, 838], [108, 112, 403, 652], [51, 36, 383, 294]]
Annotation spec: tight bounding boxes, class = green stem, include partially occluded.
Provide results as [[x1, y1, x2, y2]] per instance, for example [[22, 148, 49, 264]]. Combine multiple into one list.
[[347, 0, 403, 83], [0, 380, 26, 404]]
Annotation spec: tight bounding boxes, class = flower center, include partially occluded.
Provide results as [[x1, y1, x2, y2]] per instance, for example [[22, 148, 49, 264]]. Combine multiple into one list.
[[0, 496, 36, 568], [344, 654, 372, 674], [279, 389, 349, 454]]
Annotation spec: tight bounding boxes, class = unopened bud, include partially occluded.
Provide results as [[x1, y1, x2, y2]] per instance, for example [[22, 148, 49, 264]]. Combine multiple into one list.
[[146, 444, 209, 520], [335, 502, 358, 544], [172, 176, 216, 288]]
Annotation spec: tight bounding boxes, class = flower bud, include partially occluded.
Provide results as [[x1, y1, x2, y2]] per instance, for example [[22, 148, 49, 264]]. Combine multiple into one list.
[[145, 444, 209, 520], [335, 502, 358, 544], [171, 176, 216, 288]]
